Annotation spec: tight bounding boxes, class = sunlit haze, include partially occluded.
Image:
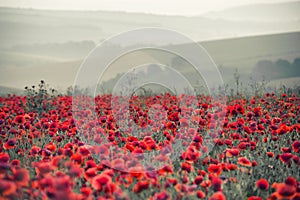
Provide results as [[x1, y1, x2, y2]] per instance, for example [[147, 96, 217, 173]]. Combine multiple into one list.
[[0, 0, 299, 16]]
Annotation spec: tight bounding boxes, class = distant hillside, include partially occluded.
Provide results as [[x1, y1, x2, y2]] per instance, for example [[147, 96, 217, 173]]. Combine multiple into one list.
[[0, 31, 299, 90], [204, 1, 300, 22], [153, 31, 300, 75], [201, 31, 300, 71], [0, 86, 23, 96], [0, 5, 299, 49], [9, 40, 95, 60]]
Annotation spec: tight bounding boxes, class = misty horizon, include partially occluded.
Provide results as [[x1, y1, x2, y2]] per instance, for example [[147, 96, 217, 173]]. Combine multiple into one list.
[[0, 1, 300, 94], [0, 0, 300, 16]]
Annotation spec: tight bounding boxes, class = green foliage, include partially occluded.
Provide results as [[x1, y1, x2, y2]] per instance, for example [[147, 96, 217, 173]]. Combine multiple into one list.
[[24, 80, 57, 116]]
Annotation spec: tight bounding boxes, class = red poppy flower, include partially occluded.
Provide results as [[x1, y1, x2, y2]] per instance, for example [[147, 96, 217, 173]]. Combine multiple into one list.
[[181, 162, 192, 173], [277, 124, 291, 135], [45, 142, 56, 152], [34, 162, 53, 177], [197, 190, 206, 199], [194, 176, 204, 185], [14, 115, 25, 124], [53, 175, 72, 192], [238, 157, 252, 167], [200, 180, 211, 188], [68, 164, 83, 178], [252, 161, 258, 167], [63, 149, 74, 157], [85, 159, 97, 169], [132, 181, 149, 193], [29, 146, 41, 157], [181, 175, 189, 184], [11, 159, 20, 166], [281, 147, 291, 153], [208, 164, 222, 176], [209, 191, 226, 200], [0, 180, 16, 197], [91, 174, 112, 191], [244, 126, 252, 134], [211, 177, 222, 192], [256, 179, 269, 190], [84, 167, 97, 180], [78, 146, 91, 156], [272, 183, 296, 199], [285, 176, 297, 186], [226, 148, 239, 157], [292, 141, 300, 153], [80, 187, 92, 198], [12, 168, 30, 187], [3, 138, 16, 150], [267, 152, 274, 158], [292, 155, 300, 165], [71, 153, 83, 165], [248, 196, 263, 200], [226, 163, 237, 171], [153, 191, 170, 200], [158, 165, 173, 175], [279, 153, 293, 164], [128, 166, 145, 179], [238, 142, 249, 150]]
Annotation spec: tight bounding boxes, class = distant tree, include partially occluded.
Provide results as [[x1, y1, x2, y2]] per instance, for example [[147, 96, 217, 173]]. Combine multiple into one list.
[[253, 58, 300, 80], [292, 58, 300, 76], [275, 59, 291, 78], [253, 60, 274, 80]]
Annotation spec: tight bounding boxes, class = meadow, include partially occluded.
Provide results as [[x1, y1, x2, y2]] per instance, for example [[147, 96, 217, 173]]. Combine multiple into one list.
[[0, 81, 299, 200]]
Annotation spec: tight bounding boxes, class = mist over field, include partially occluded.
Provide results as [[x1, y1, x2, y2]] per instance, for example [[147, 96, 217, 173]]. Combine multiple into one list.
[[0, 1, 300, 94]]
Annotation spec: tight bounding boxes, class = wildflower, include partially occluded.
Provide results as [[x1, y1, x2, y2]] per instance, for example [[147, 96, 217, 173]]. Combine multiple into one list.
[[91, 174, 112, 191], [248, 196, 263, 200], [226, 148, 239, 157], [3, 138, 16, 150], [226, 163, 237, 171], [194, 176, 204, 185], [181, 162, 192, 173], [292, 141, 300, 153], [71, 153, 83, 165], [196, 190, 206, 199], [0, 180, 16, 196], [208, 164, 222, 176], [14, 115, 25, 124], [238, 157, 252, 167], [153, 191, 170, 200], [267, 152, 274, 158], [272, 182, 296, 199], [211, 177, 222, 192], [256, 179, 269, 190], [285, 176, 297, 187], [84, 167, 97, 180], [279, 153, 293, 164], [209, 191, 226, 200], [12, 168, 30, 187], [132, 181, 149, 193]]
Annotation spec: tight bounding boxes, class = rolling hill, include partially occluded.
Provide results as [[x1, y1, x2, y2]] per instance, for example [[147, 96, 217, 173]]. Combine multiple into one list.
[[0, 5, 300, 94]]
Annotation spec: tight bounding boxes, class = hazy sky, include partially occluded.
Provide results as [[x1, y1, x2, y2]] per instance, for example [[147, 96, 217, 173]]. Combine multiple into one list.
[[0, 0, 298, 16]]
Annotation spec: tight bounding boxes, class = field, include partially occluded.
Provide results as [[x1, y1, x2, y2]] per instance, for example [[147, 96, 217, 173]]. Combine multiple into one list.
[[1, 2, 300, 200], [0, 82, 299, 200]]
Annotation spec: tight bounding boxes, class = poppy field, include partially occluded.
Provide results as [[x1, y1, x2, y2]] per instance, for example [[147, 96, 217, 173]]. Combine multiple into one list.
[[0, 84, 300, 200]]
